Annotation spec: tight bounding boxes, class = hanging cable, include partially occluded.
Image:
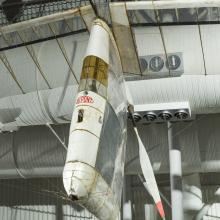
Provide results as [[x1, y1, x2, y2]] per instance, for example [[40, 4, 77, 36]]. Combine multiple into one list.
[[46, 123, 68, 150], [196, 8, 207, 76], [152, 0, 171, 77]]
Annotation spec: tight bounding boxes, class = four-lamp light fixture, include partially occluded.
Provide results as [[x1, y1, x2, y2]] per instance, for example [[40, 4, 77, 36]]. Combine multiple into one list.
[[130, 102, 191, 123]]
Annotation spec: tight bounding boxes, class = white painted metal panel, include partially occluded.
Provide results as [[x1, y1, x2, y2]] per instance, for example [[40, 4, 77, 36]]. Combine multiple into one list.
[[37, 39, 76, 88], [0, 33, 88, 97], [201, 25, 220, 75], [39, 33, 89, 87], [63, 33, 89, 82], [4, 46, 49, 92], [134, 27, 165, 57], [162, 25, 205, 75], [0, 61, 22, 98], [135, 26, 205, 75]]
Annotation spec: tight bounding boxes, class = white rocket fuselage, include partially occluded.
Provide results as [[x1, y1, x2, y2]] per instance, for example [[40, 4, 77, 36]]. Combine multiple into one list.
[[63, 19, 126, 220]]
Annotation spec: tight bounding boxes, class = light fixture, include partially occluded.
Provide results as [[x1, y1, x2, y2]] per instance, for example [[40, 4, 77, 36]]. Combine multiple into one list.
[[143, 112, 157, 122], [174, 110, 189, 120], [133, 113, 142, 123], [158, 111, 172, 121], [131, 102, 191, 123]]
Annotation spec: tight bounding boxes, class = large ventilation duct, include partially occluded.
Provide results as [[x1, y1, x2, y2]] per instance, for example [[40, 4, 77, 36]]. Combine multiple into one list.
[[126, 75, 220, 115], [0, 75, 220, 131], [0, 125, 68, 179], [2, 114, 220, 179]]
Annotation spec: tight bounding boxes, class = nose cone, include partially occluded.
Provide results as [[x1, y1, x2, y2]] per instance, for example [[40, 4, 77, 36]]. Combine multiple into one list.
[[63, 162, 96, 201], [63, 174, 88, 200], [63, 162, 121, 220]]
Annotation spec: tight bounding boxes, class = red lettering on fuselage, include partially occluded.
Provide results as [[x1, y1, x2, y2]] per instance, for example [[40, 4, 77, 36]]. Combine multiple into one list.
[[76, 96, 94, 105]]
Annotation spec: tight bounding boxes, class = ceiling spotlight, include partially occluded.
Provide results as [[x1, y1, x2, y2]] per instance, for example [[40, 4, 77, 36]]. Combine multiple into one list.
[[166, 54, 181, 70], [158, 111, 172, 121], [139, 58, 148, 72], [149, 56, 164, 72], [174, 110, 189, 120], [133, 113, 142, 123], [143, 112, 157, 122]]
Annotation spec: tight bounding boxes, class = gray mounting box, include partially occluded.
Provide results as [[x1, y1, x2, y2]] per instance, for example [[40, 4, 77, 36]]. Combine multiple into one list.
[[139, 52, 184, 78]]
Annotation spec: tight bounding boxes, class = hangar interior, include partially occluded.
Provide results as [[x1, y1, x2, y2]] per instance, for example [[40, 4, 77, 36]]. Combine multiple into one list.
[[1, 0, 220, 219]]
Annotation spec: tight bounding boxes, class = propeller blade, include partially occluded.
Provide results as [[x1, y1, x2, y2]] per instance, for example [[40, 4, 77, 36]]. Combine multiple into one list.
[[134, 127, 166, 220]]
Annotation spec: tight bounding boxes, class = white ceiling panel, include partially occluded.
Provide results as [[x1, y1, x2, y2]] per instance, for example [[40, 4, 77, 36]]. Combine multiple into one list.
[[201, 24, 220, 75], [4, 46, 49, 93], [134, 25, 205, 75], [134, 27, 165, 56], [0, 60, 23, 98]]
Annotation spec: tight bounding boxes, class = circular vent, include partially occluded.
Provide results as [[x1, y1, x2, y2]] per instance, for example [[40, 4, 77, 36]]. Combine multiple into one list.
[[174, 110, 189, 120], [158, 111, 172, 121], [139, 58, 148, 72], [133, 113, 142, 123], [166, 55, 181, 70], [149, 56, 164, 72], [143, 113, 157, 122]]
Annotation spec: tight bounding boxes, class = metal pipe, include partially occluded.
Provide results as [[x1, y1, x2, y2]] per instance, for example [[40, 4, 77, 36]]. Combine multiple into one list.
[[167, 121, 183, 220]]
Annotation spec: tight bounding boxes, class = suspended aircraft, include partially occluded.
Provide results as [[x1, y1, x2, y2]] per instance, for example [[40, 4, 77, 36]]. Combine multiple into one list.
[[1, 0, 220, 219]]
